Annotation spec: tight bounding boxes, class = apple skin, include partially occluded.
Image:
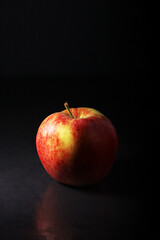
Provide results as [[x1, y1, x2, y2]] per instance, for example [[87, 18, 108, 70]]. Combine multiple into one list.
[[36, 107, 118, 186]]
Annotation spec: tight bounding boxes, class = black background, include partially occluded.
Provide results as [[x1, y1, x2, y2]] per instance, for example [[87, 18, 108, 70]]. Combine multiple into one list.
[[0, 1, 156, 239]]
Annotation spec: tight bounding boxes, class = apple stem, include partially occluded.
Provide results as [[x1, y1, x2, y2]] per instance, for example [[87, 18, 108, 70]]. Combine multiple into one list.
[[64, 102, 75, 118]]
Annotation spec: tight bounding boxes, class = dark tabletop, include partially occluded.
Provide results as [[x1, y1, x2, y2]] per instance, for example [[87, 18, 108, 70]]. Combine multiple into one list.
[[0, 77, 155, 240]]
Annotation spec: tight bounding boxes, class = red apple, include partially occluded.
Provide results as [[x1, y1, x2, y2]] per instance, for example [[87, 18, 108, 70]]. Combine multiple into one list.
[[36, 102, 118, 186]]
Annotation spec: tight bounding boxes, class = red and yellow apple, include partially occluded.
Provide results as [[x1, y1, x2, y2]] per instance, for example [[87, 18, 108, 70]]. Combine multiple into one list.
[[36, 103, 118, 186]]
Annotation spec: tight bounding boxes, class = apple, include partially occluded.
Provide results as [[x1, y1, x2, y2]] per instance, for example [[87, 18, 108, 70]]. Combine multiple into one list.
[[36, 102, 118, 186]]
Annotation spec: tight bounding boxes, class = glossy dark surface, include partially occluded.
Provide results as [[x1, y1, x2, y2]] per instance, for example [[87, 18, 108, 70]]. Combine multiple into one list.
[[0, 157, 151, 240], [0, 99, 154, 239]]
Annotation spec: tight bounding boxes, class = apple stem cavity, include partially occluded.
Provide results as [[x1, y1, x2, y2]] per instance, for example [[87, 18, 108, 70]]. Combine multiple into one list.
[[64, 102, 75, 118]]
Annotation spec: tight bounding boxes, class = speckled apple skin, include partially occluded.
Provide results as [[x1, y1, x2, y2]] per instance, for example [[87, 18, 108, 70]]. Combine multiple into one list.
[[36, 108, 118, 186]]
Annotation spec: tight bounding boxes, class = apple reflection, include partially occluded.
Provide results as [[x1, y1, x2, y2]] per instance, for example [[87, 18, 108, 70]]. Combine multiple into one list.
[[33, 179, 115, 240], [34, 182, 74, 240]]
